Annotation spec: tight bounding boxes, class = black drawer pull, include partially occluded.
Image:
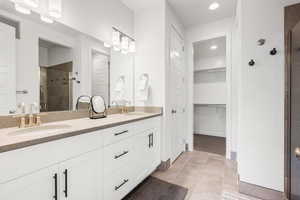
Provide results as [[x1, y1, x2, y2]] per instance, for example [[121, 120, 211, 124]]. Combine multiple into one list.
[[114, 130, 128, 136], [115, 179, 129, 191], [63, 169, 68, 197], [114, 151, 129, 159], [148, 133, 154, 148], [53, 173, 58, 200]]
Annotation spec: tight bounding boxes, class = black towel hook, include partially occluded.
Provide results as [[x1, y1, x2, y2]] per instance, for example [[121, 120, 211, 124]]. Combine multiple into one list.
[[270, 48, 277, 56], [249, 59, 255, 66]]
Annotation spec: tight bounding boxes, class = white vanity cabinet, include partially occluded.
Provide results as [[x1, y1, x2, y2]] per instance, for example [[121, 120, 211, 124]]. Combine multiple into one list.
[[0, 116, 161, 200], [58, 150, 102, 200], [0, 165, 58, 200], [0, 150, 102, 200]]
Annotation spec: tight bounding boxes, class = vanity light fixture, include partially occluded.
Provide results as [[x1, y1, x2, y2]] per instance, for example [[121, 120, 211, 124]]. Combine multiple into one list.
[[121, 36, 129, 51], [112, 30, 121, 46], [15, 3, 31, 14], [121, 49, 128, 55], [113, 46, 121, 52], [49, 0, 62, 18], [104, 42, 111, 48], [40, 15, 54, 23], [209, 2, 220, 10], [129, 41, 136, 53], [210, 45, 218, 50], [11, 0, 62, 23], [24, 0, 39, 8], [112, 27, 136, 53]]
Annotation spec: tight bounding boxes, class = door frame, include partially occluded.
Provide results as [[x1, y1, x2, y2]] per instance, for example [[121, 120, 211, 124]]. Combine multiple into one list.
[[169, 25, 186, 162], [284, 3, 300, 199], [187, 32, 232, 160]]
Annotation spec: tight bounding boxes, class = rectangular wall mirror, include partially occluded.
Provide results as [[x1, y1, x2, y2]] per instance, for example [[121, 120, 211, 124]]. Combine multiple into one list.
[[0, 3, 135, 115]]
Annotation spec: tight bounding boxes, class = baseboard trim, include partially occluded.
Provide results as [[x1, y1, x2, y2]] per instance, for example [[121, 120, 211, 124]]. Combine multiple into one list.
[[239, 181, 284, 200], [230, 152, 237, 161], [158, 159, 171, 171]]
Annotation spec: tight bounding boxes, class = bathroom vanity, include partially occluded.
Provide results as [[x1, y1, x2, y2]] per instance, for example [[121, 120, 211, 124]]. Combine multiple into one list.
[[0, 112, 162, 200]]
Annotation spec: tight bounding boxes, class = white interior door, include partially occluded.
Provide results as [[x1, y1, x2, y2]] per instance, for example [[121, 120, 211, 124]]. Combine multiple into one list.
[[92, 52, 109, 104], [170, 27, 186, 162], [0, 22, 16, 115]]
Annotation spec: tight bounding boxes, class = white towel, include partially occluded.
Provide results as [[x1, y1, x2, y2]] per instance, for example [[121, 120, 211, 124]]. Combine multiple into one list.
[[137, 74, 149, 101]]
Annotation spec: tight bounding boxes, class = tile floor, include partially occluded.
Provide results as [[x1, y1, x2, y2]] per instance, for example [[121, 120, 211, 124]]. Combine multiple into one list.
[[152, 151, 261, 200]]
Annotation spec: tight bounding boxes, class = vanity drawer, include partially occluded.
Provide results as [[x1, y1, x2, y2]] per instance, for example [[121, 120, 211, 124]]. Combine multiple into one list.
[[102, 124, 134, 146], [103, 167, 133, 200], [103, 137, 135, 174]]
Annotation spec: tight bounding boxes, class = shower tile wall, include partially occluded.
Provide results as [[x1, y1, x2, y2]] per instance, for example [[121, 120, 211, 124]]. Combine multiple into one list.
[[41, 62, 72, 112]]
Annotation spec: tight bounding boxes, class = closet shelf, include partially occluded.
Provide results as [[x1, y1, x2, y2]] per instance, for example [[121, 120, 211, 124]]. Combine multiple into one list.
[[194, 66, 226, 73]]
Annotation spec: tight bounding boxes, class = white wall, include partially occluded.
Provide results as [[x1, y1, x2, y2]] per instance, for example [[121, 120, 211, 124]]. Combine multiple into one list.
[[110, 50, 135, 105], [236, 0, 300, 192], [39, 46, 48, 67], [134, 4, 165, 107], [59, 0, 134, 44], [186, 18, 233, 155], [133, 0, 185, 161], [48, 46, 73, 66], [194, 105, 226, 137], [39, 45, 73, 67], [194, 56, 226, 71]]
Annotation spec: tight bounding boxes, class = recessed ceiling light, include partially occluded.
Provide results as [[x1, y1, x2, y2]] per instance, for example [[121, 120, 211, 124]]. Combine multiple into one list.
[[209, 2, 220, 10], [210, 45, 218, 50]]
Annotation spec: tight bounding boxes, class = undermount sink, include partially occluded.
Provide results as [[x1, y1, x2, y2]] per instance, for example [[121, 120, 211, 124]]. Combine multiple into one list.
[[8, 124, 72, 136]]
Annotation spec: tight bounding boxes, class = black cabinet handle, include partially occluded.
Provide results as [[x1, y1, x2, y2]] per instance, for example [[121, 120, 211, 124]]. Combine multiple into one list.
[[114, 130, 128, 136], [148, 133, 154, 148], [115, 179, 129, 191], [53, 173, 58, 200], [114, 151, 129, 159], [150, 133, 154, 147], [63, 169, 68, 197], [148, 134, 151, 148]]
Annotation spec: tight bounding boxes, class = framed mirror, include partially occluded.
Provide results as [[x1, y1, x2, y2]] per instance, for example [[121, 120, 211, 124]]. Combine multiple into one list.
[[0, 3, 135, 116]]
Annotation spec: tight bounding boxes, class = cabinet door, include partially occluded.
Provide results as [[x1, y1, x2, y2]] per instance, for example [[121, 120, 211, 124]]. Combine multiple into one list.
[[147, 129, 160, 169], [0, 166, 58, 200], [132, 130, 158, 185], [59, 150, 102, 200]]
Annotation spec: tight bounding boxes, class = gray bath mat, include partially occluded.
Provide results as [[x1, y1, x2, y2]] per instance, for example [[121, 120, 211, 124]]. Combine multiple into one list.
[[123, 176, 188, 200]]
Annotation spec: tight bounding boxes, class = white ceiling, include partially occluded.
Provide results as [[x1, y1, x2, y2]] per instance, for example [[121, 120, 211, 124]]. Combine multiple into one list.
[[121, 0, 237, 28], [120, 0, 162, 11], [168, 0, 237, 27]]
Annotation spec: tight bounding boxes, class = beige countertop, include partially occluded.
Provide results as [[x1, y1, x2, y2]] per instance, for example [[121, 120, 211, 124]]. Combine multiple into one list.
[[0, 112, 162, 153]]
